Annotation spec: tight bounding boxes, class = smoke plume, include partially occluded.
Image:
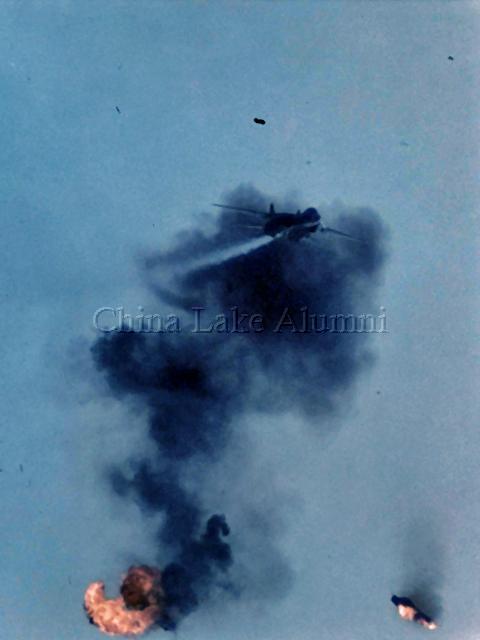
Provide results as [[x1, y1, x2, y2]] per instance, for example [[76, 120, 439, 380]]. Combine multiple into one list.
[[89, 185, 387, 631]]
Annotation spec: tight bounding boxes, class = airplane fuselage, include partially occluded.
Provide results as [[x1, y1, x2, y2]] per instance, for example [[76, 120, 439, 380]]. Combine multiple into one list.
[[263, 208, 320, 240]]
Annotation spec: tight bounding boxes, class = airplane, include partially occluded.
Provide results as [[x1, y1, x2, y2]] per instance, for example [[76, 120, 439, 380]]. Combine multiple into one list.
[[212, 203, 360, 242]]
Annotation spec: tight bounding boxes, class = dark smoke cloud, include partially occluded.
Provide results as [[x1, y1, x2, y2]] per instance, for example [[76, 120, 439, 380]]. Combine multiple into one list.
[[91, 185, 388, 627]]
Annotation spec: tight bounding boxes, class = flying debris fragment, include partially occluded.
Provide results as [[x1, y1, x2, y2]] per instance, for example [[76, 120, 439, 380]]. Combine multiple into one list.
[[391, 595, 437, 630], [84, 566, 165, 636], [448, 56, 454, 61], [253, 117, 266, 125]]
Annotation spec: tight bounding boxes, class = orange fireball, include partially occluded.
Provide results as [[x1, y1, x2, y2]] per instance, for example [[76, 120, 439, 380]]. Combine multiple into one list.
[[84, 566, 165, 636]]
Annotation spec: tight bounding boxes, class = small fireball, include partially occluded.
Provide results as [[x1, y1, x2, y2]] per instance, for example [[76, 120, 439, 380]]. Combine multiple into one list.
[[392, 595, 437, 630], [84, 566, 165, 636]]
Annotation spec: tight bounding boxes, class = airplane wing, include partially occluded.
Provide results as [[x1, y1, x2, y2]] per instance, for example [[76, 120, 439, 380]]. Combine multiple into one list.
[[321, 227, 362, 242], [212, 203, 268, 216]]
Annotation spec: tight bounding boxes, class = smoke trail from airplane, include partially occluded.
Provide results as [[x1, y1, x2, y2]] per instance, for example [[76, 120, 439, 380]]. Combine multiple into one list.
[[88, 184, 388, 633], [177, 235, 275, 274]]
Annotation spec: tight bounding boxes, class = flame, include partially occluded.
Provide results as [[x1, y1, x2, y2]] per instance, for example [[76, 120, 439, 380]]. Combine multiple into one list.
[[397, 604, 416, 621], [84, 566, 165, 636], [396, 602, 437, 631]]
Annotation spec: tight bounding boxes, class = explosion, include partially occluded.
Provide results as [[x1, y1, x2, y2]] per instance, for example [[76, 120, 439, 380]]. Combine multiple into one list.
[[85, 516, 230, 635], [391, 595, 438, 630], [85, 186, 388, 633], [84, 566, 165, 636]]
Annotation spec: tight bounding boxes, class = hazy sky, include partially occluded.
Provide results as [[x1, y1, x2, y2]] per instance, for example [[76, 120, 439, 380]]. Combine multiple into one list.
[[1, 2, 479, 639]]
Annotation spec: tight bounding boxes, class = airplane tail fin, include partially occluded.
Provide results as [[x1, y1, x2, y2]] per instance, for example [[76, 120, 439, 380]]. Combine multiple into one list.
[[269, 203, 275, 215]]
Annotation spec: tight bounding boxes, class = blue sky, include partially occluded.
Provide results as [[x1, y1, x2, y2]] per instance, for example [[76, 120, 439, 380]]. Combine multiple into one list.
[[1, 2, 479, 639]]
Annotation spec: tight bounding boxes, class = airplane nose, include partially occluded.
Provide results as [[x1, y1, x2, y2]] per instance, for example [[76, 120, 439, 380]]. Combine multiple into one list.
[[304, 207, 319, 221]]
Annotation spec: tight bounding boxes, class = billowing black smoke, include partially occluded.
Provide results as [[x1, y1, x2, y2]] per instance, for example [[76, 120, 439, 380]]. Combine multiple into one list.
[[91, 185, 388, 627]]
